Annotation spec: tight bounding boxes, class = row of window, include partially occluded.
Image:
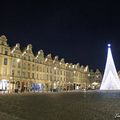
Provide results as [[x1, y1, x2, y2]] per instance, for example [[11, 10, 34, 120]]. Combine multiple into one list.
[[4, 58, 66, 75], [0, 47, 9, 55], [11, 72, 63, 80], [11, 70, 67, 81], [12, 70, 35, 79], [3, 58, 87, 78]]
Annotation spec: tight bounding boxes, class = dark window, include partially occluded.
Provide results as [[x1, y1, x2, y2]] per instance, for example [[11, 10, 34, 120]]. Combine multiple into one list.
[[28, 63, 30, 70], [47, 68, 49, 73], [23, 63, 26, 69], [12, 70, 14, 76], [37, 66, 39, 71], [50, 68, 52, 73], [37, 74, 38, 79], [47, 75, 48, 80], [54, 70, 56, 74], [50, 76, 52, 80], [22, 72, 25, 78], [4, 58, 7, 65], [12, 62, 15, 67], [57, 70, 59, 75], [32, 73, 34, 79], [28, 56, 30, 61], [61, 71, 62, 75], [5, 51, 8, 55], [28, 72, 30, 78], [18, 63, 20, 68], [18, 71, 20, 77], [40, 67, 42, 72], [32, 64, 34, 71]]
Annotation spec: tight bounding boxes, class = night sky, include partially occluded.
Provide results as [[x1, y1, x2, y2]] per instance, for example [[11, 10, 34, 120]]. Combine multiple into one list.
[[0, 0, 120, 72]]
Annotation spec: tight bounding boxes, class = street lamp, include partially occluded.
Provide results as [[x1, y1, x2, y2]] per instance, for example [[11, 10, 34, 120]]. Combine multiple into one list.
[[17, 58, 20, 63], [11, 58, 21, 93], [87, 73, 91, 90], [54, 67, 57, 70], [53, 66, 57, 92]]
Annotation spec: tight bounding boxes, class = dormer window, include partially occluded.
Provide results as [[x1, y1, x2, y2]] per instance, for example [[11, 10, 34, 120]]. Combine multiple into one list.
[[5, 51, 8, 55], [28, 56, 30, 61], [4, 58, 8, 65]]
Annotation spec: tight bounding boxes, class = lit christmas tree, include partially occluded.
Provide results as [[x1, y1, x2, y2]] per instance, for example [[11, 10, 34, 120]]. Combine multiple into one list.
[[100, 44, 120, 90]]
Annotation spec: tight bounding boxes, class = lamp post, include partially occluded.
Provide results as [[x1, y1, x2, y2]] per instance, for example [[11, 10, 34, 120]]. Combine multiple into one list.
[[9, 56, 15, 93], [11, 71, 15, 93], [87, 73, 91, 90], [16, 58, 21, 93], [53, 66, 57, 92]]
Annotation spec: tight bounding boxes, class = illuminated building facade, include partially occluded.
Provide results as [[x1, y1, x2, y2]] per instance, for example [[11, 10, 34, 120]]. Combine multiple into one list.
[[0, 35, 99, 93]]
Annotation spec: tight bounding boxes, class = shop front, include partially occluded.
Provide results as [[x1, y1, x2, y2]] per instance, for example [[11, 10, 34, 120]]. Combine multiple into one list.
[[0, 79, 9, 93]]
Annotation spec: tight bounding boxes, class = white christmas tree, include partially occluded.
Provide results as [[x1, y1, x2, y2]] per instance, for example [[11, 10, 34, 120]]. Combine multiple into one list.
[[100, 44, 120, 90]]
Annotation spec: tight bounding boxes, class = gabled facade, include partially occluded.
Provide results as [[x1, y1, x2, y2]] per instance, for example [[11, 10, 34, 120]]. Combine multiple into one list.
[[0, 35, 94, 93]]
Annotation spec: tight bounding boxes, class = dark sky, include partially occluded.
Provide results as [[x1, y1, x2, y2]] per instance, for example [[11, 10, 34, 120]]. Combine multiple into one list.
[[0, 0, 120, 72]]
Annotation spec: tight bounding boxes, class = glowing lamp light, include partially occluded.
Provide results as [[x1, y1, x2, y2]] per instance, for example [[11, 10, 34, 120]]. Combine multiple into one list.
[[17, 59, 20, 63], [108, 44, 111, 47], [73, 71, 76, 74], [54, 67, 57, 70], [45, 58, 48, 62]]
